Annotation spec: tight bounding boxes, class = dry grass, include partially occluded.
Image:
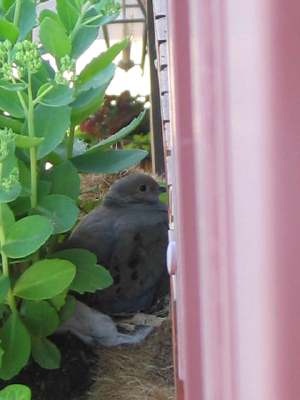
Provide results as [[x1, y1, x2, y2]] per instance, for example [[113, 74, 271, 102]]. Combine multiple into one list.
[[87, 319, 174, 400]]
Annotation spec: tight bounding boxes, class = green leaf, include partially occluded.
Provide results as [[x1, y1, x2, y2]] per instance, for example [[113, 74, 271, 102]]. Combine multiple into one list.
[[0, 114, 23, 134], [70, 87, 106, 126], [0, 314, 31, 380], [0, 141, 19, 186], [159, 191, 168, 203], [2, 0, 14, 11], [51, 249, 113, 294], [32, 104, 71, 160], [0, 345, 3, 372], [37, 84, 75, 107], [31, 60, 56, 98], [31, 337, 61, 369], [15, 0, 36, 41], [0, 88, 27, 118], [0, 80, 27, 92], [0, 384, 31, 400], [77, 63, 115, 93], [8, 196, 31, 216], [13, 258, 76, 300], [0, 18, 19, 43], [2, 215, 54, 258], [48, 289, 68, 311], [84, 14, 118, 28], [78, 38, 128, 84], [58, 294, 75, 324], [85, 111, 146, 153], [37, 180, 52, 200], [0, 276, 9, 304], [18, 160, 31, 196], [56, 0, 79, 34], [30, 194, 78, 233], [71, 25, 99, 59], [0, 304, 6, 320], [0, 144, 20, 205], [43, 160, 80, 200], [15, 134, 44, 149], [39, 17, 71, 58], [0, 203, 15, 235], [0, 182, 22, 204], [22, 300, 59, 337], [71, 149, 148, 173], [38, 9, 65, 30]]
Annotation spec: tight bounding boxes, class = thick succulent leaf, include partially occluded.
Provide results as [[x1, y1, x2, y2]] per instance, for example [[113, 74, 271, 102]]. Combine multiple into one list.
[[78, 38, 128, 85], [39, 17, 71, 58], [0, 314, 31, 380], [2, 215, 53, 258], [13, 258, 76, 300], [43, 160, 80, 199], [84, 111, 146, 153], [0, 384, 31, 399], [71, 149, 148, 173], [29, 194, 78, 233], [0, 18, 18, 42]]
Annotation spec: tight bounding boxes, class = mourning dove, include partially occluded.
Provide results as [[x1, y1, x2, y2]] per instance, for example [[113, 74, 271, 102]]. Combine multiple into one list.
[[66, 173, 169, 314]]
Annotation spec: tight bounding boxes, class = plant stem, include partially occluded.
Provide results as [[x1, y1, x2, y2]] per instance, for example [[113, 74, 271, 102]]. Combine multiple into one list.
[[13, 0, 22, 26], [66, 125, 75, 159], [33, 84, 54, 106], [27, 72, 38, 208], [69, 1, 91, 42], [0, 167, 17, 315]]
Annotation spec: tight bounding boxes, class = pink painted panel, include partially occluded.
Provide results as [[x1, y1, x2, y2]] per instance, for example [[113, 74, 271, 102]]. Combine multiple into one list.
[[187, 1, 236, 399], [166, 0, 300, 399], [166, 0, 203, 398], [225, 2, 300, 399]]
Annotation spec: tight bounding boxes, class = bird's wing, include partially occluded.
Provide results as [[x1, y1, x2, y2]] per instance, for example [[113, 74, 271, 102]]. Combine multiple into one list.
[[67, 206, 118, 266], [103, 209, 169, 300]]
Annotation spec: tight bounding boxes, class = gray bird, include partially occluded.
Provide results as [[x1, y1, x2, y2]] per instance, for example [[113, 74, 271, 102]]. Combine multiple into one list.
[[66, 173, 169, 314]]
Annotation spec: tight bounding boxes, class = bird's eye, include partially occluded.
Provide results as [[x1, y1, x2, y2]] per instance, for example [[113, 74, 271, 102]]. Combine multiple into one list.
[[139, 184, 148, 192]]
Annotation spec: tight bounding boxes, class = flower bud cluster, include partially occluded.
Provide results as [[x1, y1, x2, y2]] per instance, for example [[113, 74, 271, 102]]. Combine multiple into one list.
[[100, 0, 121, 16], [0, 40, 13, 80], [55, 55, 77, 85], [15, 40, 42, 74], [0, 167, 19, 191], [0, 129, 15, 162]]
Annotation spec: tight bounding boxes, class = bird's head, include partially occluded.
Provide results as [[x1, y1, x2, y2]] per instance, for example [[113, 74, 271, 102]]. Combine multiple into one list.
[[103, 173, 166, 206]]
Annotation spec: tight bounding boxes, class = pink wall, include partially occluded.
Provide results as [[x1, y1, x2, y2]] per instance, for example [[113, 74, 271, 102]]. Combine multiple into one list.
[[166, 1, 300, 399]]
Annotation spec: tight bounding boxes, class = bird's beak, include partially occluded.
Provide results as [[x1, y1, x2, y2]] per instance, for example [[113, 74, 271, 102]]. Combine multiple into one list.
[[158, 185, 166, 193]]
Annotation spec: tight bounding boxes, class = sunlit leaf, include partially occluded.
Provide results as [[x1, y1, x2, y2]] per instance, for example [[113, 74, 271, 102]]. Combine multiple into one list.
[[13, 258, 76, 300], [50, 249, 113, 294], [2, 215, 53, 258], [39, 17, 71, 58], [71, 149, 148, 173]]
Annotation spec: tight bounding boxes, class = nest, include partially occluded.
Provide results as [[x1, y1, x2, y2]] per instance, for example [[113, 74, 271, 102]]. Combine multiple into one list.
[[87, 319, 174, 400]]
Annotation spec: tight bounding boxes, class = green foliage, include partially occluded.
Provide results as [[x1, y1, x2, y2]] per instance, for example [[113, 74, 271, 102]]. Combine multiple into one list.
[[0, 314, 31, 380], [0, 0, 148, 383], [50, 249, 113, 294], [0, 384, 31, 400]]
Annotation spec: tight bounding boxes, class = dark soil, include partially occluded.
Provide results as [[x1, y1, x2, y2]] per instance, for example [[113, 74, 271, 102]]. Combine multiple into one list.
[[0, 333, 98, 400]]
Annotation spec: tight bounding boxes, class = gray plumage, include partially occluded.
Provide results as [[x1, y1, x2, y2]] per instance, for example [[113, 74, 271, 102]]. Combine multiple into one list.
[[66, 173, 168, 314]]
